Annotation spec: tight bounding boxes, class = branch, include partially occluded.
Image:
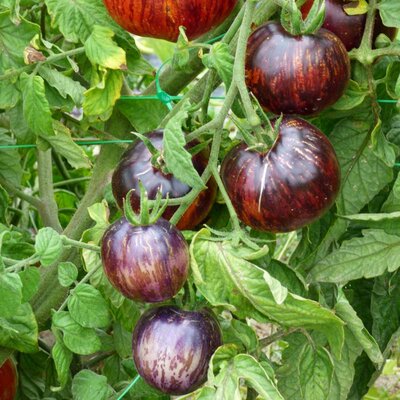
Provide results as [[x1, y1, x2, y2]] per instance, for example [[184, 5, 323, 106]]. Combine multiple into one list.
[[0, 176, 42, 209]]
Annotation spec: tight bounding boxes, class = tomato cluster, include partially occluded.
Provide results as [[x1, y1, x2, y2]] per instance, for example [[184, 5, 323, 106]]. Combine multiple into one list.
[[0, 359, 17, 400], [101, 130, 221, 395]]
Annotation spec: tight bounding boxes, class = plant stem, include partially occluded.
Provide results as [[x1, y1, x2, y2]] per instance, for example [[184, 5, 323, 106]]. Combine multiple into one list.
[[0, 176, 42, 209], [61, 236, 100, 252], [0, 47, 85, 82], [5, 255, 40, 273], [276, 231, 297, 261], [53, 177, 91, 188], [258, 327, 298, 348], [37, 149, 62, 232]]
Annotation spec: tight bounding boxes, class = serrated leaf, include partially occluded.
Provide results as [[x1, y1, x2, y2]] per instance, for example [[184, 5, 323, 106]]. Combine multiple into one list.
[[40, 121, 91, 169], [52, 339, 72, 388], [332, 81, 368, 111], [0, 129, 23, 186], [164, 108, 205, 190], [0, 302, 38, 353], [58, 262, 78, 287], [0, 11, 39, 71], [72, 370, 113, 400], [19, 267, 40, 302], [340, 211, 400, 235], [39, 66, 85, 106], [191, 229, 344, 358], [377, 0, 400, 28], [335, 290, 383, 365], [20, 72, 54, 137], [371, 119, 397, 167], [310, 229, 400, 283], [0, 272, 22, 318], [83, 69, 123, 120], [202, 42, 234, 88], [0, 80, 20, 109], [52, 311, 101, 355], [68, 283, 111, 328], [85, 25, 126, 70], [35, 227, 63, 266]]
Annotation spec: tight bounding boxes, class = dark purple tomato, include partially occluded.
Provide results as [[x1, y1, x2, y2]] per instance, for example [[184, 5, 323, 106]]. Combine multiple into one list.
[[112, 130, 217, 230], [101, 218, 189, 302], [132, 306, 222, 395], [245, 22, 350, 116], [0, 359, 17, 400], [103, 0, 237, 42], [220, 117, 341, 233], [301, 0, 397, 51]]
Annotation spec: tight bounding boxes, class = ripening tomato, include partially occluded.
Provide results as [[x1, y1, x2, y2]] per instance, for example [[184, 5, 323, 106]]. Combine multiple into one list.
[[112, 130, 217, 230], [301, 0, 397, 51], [220, 117, 341, 232], [103, 0, 238, 41], [101, 217, 189, 302], [132, 306, 222, 395], [0, 359, 17, 400], [245, 22, 350, 115]]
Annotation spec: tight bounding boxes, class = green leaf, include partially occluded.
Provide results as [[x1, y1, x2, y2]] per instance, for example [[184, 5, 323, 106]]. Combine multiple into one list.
[[0, 80, 20, 109], [82, 200, 109, 244], [0, 302, 38, 353], [202, 42, 234, 88], [83, 69, 123, 120], [0, 11, 39, 71], [85, 25, 126, 70], [164, 108, 205, 190], [332, 80, 368, 111], [0, 272, 22, 317], [68, 283, 111, 328], [20, 72, 54, 137], [45, 0, 119, 43], [52, 339, 72, 388], [72, 370, 113, 400], [19, 267, 40, 302], [310, 229, 400, 283], [52, 311, 102, 355], [335, 290, 383, 364], [0, 129, 23, 186], [382, 174, 400, 212], [221, 318, 258, 353], [209, 346, 284, 400], [35, 227, 63, 266], [339, 211, 400, 235], [371, 272, 400, 350], [0, 185, 9, 225], [58, 262, 78, 287], [191, 229, 344, 357], [371, 119, 397, 167], [40, 121, 91, 169], [39, 66, 85, 106], [377, 0, 400, 28]]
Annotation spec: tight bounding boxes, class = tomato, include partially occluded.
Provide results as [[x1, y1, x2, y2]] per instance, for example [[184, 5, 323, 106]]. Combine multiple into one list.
[[101, 218, 189, 302], [220, 117, 340, 233], [112, 130, 217, 230], [245, 22, 350, 115], [102, 0, 237, 41], [0, 359, 17, 400], [301, 0, 397, 51], [132, 306, 222, 395]]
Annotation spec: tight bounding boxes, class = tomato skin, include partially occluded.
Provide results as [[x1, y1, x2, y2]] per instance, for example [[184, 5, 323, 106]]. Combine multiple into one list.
[[245, 22, 350, 116], [111, 130, 217, 230], [0, 359, 17, 400], [101, 218, 189, 302], [102, 0, 237, 41], [301, 0, 397, 51], [132, 306, 222, 395], [220, 117, 340, 233]]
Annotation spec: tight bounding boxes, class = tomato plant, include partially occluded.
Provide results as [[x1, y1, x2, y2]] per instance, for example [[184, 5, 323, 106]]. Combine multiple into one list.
[[103, 0, 238, 41], [0, 0, 400, 399], [132, 306, 222, 395], [0, 359, 17, 400]]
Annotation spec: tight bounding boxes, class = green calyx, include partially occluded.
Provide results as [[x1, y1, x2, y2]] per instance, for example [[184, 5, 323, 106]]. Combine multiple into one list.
[[123, 182, 169, 226], [281, 0, 326, 36]]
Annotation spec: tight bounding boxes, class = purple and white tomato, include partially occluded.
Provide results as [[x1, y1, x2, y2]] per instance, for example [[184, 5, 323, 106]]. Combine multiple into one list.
[[220, 116, 341, 232], [101, 218, 189, 303], [132, 306, 222, 395]]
